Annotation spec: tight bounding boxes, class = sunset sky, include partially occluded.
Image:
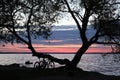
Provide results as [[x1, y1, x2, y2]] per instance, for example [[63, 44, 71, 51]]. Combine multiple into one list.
[[0, 16, 112, 53], [0, 41, 111, 53]]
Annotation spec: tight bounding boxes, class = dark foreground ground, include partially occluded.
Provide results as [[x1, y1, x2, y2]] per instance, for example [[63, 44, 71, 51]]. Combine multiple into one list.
[[0, 64, 120, 80]]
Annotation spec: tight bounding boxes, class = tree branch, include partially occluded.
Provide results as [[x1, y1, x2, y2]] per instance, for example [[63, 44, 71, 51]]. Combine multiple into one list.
[[89, 26, 101, 43], [82, 0, 88, 10], [73, 11, 83, 22], [64, 0, 82, 32], [95, 41, 120, 45], [1, 24, 29, 45], [26, 6, 34, 45], [33, 53, 70, 65]]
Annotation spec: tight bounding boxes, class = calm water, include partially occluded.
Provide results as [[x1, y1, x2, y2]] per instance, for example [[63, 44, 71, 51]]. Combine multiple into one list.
[[0, 54, 120, 76]]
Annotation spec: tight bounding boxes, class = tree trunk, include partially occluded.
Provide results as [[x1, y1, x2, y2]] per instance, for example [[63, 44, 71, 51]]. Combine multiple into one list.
[[28, 44, 71, 65], [67, 43, 91, 68], [28, 44, 37, 55], [28, 41, 92, 68]]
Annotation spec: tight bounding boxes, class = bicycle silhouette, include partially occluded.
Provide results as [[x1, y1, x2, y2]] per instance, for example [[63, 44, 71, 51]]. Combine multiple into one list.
[[34, 58, 55, 69]]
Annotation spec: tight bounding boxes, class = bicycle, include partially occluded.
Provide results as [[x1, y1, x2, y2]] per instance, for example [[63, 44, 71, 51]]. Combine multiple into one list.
[[34, 58, 55, 70]]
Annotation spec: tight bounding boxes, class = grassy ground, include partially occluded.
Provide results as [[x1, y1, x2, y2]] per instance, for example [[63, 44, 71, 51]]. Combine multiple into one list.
[[0, 65, 120, 80]]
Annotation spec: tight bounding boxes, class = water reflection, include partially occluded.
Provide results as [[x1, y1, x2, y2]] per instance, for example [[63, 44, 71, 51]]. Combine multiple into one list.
[[0, 54, 120, 75]]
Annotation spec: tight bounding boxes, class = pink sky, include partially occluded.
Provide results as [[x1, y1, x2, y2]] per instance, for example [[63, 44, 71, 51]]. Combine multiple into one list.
[[0, 25, 112, 54], [0, 43, 111, 53]]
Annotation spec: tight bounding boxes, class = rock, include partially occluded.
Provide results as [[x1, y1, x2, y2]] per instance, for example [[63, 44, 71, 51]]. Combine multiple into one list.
[[25, 61, 33, 65]]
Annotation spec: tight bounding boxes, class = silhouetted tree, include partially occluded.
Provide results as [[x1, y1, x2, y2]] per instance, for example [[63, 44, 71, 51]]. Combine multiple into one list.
[[0, 0, 70, 64], [0, 0, 120, 68], [63, 0, 120, 67]]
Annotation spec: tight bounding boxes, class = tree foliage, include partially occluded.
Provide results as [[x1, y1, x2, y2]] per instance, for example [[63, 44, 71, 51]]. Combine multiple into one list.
[[0, 0, 70, 67], [0, 0, 64, 44], [63, 0, 120, 67]]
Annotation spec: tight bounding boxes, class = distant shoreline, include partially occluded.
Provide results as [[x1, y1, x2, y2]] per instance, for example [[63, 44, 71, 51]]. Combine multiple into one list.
[[0, 52, 119, 54]]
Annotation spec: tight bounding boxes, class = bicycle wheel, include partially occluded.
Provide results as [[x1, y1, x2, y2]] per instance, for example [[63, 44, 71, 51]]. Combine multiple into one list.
[[48, 61, 55, 68], [39, 61, 46, 69], [34, 61, 40, 68]]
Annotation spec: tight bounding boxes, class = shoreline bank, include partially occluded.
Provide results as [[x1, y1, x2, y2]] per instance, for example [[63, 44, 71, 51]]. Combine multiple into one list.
[[0, 65, 120, 80]]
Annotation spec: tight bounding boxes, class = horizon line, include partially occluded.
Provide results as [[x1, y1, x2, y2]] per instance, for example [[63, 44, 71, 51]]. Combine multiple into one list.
[[0, 52, 118, 54]]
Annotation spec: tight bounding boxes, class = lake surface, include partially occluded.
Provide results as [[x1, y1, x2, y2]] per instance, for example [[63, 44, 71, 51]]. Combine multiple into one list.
[[0, 54, 120, 76]]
